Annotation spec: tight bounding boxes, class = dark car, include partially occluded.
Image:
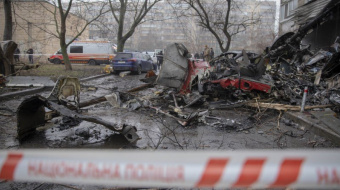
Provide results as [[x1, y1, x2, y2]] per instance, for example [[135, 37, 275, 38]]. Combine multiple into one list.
[[112, 52, 154, 75]]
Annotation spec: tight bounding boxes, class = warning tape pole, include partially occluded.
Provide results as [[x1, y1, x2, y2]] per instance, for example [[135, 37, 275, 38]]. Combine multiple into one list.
[[0, 150, 339, 189], [14, 54, 54, 56]]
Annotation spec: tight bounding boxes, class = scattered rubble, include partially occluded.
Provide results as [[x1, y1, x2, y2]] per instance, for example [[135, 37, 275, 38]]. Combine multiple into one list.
[[14, 33, 340, 145], [6, 1, 340, 146], [17, 95, 139, 143], [58, 116, 82, 130], [0, 74, 6, 86]]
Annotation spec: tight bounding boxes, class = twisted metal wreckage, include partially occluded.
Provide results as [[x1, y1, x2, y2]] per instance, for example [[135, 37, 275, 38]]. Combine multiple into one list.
[[17, 0, 340, 143]]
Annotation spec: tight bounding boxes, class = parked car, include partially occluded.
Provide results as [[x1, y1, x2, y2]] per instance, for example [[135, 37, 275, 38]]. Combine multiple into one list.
[[48, 41, 116, 65], [112, 52, 154, 75]]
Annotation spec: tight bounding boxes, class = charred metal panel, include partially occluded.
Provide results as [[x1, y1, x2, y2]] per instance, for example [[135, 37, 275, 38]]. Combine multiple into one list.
[[179, 60, 212, 95], [17, 96, 46, 141], [17, 95, 139, 143], [156, 43, 189, 89]]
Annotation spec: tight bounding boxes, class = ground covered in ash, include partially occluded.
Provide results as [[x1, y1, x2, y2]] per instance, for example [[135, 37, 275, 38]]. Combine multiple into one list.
[[0, 74, 337, 189]]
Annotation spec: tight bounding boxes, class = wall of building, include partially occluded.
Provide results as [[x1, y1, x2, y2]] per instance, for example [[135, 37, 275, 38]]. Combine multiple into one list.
[[279, 0, 305, 35], [279, 0, 340, 50], [0, 1, 89, 63]]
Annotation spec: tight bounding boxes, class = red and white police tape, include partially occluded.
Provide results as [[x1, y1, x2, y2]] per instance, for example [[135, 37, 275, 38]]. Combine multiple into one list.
[[0, 150, 339, 188]]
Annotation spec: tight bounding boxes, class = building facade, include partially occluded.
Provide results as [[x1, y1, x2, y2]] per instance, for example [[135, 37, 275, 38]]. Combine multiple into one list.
[[279, 0, 308, 35], [279, 0, 340, 50], [84, 0, 277, 55], [230, 0, 277, 52], [0, 0, 89, 63]]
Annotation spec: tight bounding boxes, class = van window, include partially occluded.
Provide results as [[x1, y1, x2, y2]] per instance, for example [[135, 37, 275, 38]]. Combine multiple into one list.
[[133, 53, 139, 59], [70, 46, 83, 53]]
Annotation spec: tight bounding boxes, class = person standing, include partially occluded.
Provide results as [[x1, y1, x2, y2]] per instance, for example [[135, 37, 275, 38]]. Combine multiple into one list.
[[210, 48, 214, 59], [26, 48, 33, 64], [156, 51, 163, 70], [203, 45, 211, 62], [14, 48, 20, 62], [194, 52, 199, 59]]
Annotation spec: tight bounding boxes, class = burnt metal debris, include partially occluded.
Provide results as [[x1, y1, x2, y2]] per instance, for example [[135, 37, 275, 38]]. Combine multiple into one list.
[[47, 77, 81, 110], [144, 0, 340, 127], [12, 0, 340, 144], [17, 95, 139, 143], [0, 74, 6, 86]]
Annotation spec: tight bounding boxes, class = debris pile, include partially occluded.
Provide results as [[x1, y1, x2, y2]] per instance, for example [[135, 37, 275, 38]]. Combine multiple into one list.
[[12, 0, 340, 145], [14, 35, 340, 144], [266, 36, 340, 107], [205, 35, 340, 109]]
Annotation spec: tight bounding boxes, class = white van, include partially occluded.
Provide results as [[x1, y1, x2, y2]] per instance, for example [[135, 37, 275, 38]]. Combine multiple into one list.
[[49, 41, 117, 65]]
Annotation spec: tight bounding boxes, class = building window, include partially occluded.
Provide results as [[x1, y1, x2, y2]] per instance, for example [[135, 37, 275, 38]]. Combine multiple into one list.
[[70, 46, 83, 53], [280, 0, 298, 21]]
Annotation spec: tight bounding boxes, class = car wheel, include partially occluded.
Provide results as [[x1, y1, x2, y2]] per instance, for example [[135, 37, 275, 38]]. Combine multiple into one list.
[[88, 59, 96, 65], [53, 59, 61, 64], [136, 65, 142, 75]]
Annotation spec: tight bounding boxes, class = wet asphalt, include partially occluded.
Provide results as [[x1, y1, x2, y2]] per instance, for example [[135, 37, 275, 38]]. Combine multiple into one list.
[[0, 73, 337, 189]]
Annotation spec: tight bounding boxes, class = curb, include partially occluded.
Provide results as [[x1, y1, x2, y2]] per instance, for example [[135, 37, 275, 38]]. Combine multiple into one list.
[[80, 73, 111, 82], [0, 86, 49, 100], [284, 111, 340, 146], [0, 74, 111, 100]]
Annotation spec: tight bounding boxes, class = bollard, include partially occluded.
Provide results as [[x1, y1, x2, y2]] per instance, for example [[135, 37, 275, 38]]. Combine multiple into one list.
[[301, 86, 308, 112]]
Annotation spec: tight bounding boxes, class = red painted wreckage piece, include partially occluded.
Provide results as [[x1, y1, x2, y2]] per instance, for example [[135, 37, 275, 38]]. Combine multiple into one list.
[[176, 59, 272, 95], [179, 59, 212, 95], [156, 43, 272, 95], [210, 77, 272, 93]]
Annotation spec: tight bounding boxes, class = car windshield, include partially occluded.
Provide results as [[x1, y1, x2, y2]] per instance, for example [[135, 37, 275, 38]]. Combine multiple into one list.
[[114, 53, 132, 60]]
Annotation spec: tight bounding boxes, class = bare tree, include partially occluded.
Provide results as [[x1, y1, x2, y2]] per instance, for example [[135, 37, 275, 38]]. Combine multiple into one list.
[[1, 0, 15, 76], [6, 1, 109, 69], [3, 0, 12, 41], [108, 0, 162, 52], [250, 1, 277, 52], [0, 41, 17, 76], [48, 0, 109, 70], [174, 0, 261, 53]]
